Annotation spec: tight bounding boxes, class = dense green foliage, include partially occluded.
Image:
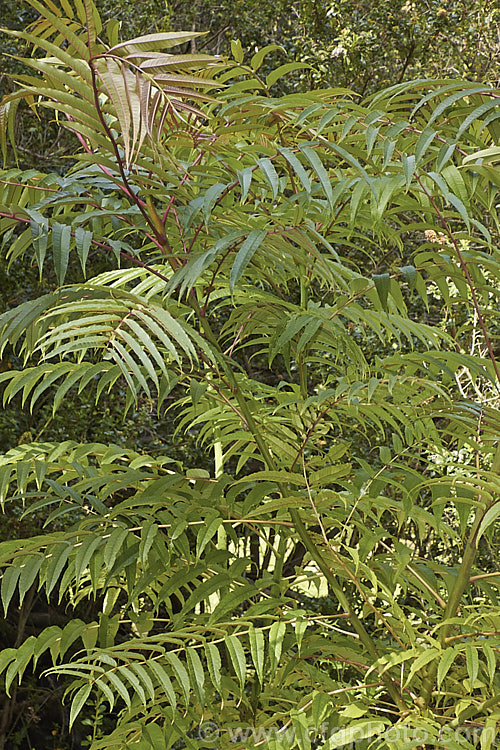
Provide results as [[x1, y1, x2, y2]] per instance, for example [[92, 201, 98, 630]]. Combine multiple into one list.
[[172, 0, 500, 91], [0, 1, 499, 748], [2, 0, 498, 171]]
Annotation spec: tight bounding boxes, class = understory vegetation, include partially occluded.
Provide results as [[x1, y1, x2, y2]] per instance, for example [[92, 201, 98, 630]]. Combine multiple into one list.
[[0, 1, 499, 748]]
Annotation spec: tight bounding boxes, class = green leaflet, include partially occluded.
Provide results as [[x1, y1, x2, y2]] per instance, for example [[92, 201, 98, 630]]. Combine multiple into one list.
[[1, 565, 20, 616], [52, 221, 72, 284], [195, 516, 222, 559], [437, 647, 456, 688], [300, 145, 334, 209], [141, 722, 167, 749], [18, 555, 43, 605], [148, 660, 177, 708], [4, 637, 36, 696], [399, 265, 416, 289], [203, 183, 227, 223], [279, 147, 311, 195], [324, 720, 387, 749], [442, 164, 470, 212], [225, 634, 246, 689], [229, 229, 268, 291], [404, 648, 441, 687], [117, 664, 147, 706], [324, 140, 375, 195], [476, 501, 500, 545], [44, 543, 72, 595], [186, 646, 205, 704], [414, 128, 436, 165], [248, 625, 265, 684], [428, 170, 471, 229], [164, 652, 190, 703], [266, 62, 309, 88], [465, 644, 479, 688], [105, 670, 131, 708], [69, 683, 92, 729], [294, 616, 308, 656], [94, 677, 116, 712], [74, 534, 103, 586], [402, 154, 416, 189], [208, 583, 258, 624], [29, 211, 49, 273], [482, 645, 496, 685], [60, 619, 88, 659], [257, 157, 280, 199], [237, 167, 253, 203], [204, 642, 222, 691], [268, 621, 286, 675], [74, 226, 92, 275], [139, 521, 158, 565], [372, 273, 390, 312]]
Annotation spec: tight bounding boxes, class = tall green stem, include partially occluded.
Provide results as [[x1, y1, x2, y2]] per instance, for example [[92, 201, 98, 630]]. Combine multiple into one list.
[[193, 308, 406, 708], [419, 443, 500, 707], [289, 508, 407, 710], [271, 535, 287, 598], [298, 273, 308, 398]]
